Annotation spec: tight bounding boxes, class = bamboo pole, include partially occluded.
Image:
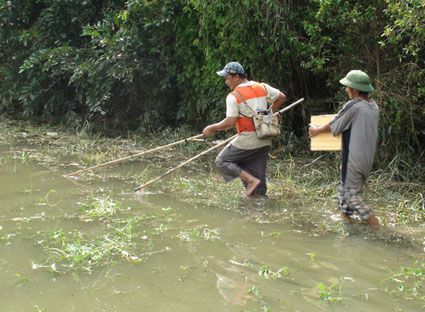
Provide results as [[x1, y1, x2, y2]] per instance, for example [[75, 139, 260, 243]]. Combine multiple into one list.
[[134, 134, 237, 192], [64, 133, 204, 177], [273, 98, 304, 116]]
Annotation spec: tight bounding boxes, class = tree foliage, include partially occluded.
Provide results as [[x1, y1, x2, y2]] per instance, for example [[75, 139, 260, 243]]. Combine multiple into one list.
[[0, 0, 424, 168]]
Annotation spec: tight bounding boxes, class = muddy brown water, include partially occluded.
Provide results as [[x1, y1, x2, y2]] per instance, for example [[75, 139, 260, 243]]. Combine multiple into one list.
[[0, 144, 424, 311]]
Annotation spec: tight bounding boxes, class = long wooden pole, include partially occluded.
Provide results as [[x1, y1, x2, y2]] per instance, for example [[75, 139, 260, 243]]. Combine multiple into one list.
[[134, 134, 237, 192], [64, 133, 204, 177], [273, 98, 304, 116]]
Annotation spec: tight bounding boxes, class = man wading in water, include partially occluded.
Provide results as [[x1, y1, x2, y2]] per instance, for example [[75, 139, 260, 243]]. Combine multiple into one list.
[[203, 62, 286, 197], [309, 70, 380, 229]]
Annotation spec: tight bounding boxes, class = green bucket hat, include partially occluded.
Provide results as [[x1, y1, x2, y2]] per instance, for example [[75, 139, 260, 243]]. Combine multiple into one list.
[[339, 70, 374, 92]]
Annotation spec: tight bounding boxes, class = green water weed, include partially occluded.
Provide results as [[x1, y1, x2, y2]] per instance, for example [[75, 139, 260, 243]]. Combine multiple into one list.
[[177, 227, 220, 241], [33, 305, 47, 312], [39, 218, 144, 273], [13, 150, 32, 164], [80, 149, 110, 167], [258, 265, 289, 279], [80, 196, 120, 220], [248, 286, 260, 297], [307, 252, 317, 262], [387, 260, 425, 302], [177, 228, 201, 241], [15, 273, 29, 288], [170, 176, 241, 208], [316, 281, 342, 302]]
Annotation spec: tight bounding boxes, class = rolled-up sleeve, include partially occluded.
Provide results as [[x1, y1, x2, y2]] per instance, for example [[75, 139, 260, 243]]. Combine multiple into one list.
[[226, 94, 239, 117], [263, 83, 281, 103]]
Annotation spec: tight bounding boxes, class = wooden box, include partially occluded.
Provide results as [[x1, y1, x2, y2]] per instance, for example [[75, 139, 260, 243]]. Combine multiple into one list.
[[310, 114, 342, 151]]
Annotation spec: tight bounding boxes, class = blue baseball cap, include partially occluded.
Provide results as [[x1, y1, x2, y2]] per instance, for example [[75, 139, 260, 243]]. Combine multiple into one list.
[[216, 62, 246, 76]]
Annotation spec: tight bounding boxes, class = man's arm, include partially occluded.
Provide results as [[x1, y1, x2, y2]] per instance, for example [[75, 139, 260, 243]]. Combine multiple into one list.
[[270, 92, 286, 113], [308, 123, 331, 138], [309, 123, 331, 137], [202, 117, 237, 137]]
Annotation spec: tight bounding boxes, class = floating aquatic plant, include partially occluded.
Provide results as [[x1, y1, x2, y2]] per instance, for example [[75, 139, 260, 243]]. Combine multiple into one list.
[[177, 227, 220, 242], [37, 218, 144, 273], [258, 265, 289, 279], [387, 260, 425, 302], [316, 281, 342, 302], [80, 196, 121, 220]]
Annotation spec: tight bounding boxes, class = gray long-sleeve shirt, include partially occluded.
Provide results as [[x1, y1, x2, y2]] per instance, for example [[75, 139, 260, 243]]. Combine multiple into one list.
[[330, 99, 379, 188]]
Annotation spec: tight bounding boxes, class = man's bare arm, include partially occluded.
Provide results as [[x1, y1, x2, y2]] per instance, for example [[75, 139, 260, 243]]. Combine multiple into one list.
[[309, 123, 331, 137], [203, 117, 237, 137], [270, 92, 287, 113]]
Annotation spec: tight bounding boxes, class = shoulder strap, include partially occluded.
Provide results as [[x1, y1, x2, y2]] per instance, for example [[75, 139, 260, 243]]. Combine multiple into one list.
[[261, 83, 268, 95], [260, 83, 272, 112], [231, 89, 256, 118]]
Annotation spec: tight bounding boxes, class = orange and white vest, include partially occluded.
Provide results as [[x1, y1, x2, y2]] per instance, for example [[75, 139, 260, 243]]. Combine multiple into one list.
[[230, 83, 268, 134]]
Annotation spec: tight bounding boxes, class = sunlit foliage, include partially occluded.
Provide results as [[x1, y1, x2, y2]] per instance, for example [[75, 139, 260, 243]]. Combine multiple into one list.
[[0, 0, 424, 169]]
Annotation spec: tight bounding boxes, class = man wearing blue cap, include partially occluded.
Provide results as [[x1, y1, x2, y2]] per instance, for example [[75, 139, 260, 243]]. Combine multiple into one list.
[[203, 62, 286, 196], [309, 70, 380, 229]]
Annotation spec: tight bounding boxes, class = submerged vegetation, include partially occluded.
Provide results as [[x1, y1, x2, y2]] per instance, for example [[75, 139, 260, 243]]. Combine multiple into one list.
[[316, 281, 342, 303], [258, 265, 290, 280], [0, 119, 424, 310], [80, 195, 121, 220], [387, 261, 425, 301], [37, 218, 144, 273]]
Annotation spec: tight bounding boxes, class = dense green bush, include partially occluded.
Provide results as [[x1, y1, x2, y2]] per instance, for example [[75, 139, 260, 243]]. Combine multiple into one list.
[[0, 0, 424, 174]]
